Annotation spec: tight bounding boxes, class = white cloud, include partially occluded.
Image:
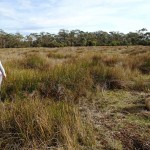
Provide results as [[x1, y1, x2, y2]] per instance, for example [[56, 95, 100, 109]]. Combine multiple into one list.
[[17, 0, 32, 8], [0, 0, 150, 34]]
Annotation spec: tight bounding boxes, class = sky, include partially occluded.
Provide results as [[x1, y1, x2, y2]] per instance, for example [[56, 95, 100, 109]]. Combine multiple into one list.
[[0, 0, 150, 35]]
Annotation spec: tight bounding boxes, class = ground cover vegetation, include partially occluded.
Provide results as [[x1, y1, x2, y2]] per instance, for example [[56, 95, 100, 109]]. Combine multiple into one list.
[[0, 46, 150, 149]]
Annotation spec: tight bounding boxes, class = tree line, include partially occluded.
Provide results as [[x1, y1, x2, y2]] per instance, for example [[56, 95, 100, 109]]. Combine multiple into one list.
[[0, 28, 150, 48]]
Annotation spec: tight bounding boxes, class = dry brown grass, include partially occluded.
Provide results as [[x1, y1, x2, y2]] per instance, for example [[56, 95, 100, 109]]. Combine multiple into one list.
[[0, 46, 150, 149], [0, 100, 94, 149]]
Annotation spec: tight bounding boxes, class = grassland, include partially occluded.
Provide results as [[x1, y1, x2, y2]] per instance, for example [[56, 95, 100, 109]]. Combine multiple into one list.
[[0, 46, 150, 150]]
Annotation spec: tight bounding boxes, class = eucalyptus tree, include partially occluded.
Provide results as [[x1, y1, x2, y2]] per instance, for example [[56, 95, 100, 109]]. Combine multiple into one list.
[[95, 31, 109, 46], [0, 28, 150, 48], [68, 30, 76, 46], [0, 30, 6, 48], [58, 29, 69, 46], [126, 32, 139, 45]]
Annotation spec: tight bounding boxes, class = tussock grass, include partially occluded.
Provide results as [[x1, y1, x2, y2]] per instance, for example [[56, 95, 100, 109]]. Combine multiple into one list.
[[2, 49, 150, 101], [1, 46, 150, 149], [22, 54, 50, 70], [6, 54, 50, 70], [0, 100, 93, 149], [124, 53, 150, 73], [47, 52, 72, 59], [139, 58, 150, 74], [2, 69, 40, 100], [38, 61, 93, 100], [2, 58, 93, 100], [91, 54, 122, 67]]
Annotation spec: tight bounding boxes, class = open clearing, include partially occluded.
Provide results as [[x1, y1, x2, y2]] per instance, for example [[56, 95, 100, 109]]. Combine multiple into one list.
[[0, 46, 150, 150]]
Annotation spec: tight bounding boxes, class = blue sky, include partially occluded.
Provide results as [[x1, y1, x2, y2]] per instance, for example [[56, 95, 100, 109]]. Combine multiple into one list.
[[0, 0, 150, 35]]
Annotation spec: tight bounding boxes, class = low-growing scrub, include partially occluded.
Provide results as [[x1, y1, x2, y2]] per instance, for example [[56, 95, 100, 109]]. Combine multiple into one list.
[[0, 46, 150, 150], [2, 50, 150, 101]]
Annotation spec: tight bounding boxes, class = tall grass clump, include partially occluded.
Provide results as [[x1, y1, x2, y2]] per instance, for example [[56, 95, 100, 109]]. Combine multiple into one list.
[[90, 53, 150, 91], [21, 54, 50, 70], [2, 51, 150, 101], [2, 57, 93, 101], [1, 54, 49, 100], [90, 65, 131, 89], [39, 61, 93, 101], [130, 76, 150, 91], [0, 99, 94, 149], [139, 58, 150, 74], [1, 69, 40, 100], [5, 54, 50, 70], [91, 54, 122, 67], [124, 53, 150, 73], [47, 52, 72, 59], [123, 55, 142, 70], [90, 55, 131, 89]]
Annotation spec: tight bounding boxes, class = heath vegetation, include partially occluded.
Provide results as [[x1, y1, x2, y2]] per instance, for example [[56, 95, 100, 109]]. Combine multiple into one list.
[[0, 46, 150, 149]]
